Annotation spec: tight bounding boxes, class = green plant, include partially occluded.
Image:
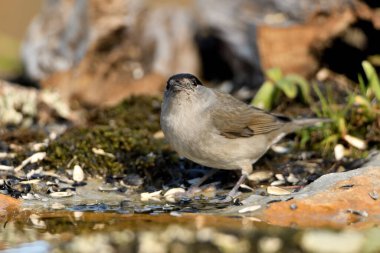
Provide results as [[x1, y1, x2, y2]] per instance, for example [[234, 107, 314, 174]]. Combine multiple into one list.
[[251, 68, 312, 110], [304, 61, 380, 154]]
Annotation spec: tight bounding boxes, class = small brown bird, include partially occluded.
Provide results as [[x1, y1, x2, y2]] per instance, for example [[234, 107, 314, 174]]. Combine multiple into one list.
[[160, 73, 327, 199]]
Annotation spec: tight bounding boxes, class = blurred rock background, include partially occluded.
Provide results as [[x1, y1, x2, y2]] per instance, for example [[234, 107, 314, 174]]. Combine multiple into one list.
[[0, 0, 379, 106]]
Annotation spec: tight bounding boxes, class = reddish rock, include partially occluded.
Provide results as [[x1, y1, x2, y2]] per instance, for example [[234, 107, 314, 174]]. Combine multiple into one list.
[[260, 167, 380, 229], [0, 194, 21, 219]]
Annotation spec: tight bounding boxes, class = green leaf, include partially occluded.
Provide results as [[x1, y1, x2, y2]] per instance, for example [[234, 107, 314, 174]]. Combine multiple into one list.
[[285, 75, 313, 103], [251, 80, 276, 110], [362, 61, 380, 101], [276, 79, 297, 99], [266, 68, 283, 83]]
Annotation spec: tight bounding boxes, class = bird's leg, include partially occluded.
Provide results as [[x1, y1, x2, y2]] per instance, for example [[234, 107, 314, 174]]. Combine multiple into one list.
[[187, 169, 217, 194], [223, 164, 252, 201]]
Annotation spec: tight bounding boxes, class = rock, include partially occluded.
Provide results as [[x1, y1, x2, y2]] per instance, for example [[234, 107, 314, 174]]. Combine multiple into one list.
[[0, 194, 21, 214], [260, 166, 380, 228]]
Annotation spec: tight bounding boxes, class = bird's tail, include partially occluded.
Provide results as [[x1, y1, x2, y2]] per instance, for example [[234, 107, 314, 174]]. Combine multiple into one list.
[[285, 118, 331, 133]]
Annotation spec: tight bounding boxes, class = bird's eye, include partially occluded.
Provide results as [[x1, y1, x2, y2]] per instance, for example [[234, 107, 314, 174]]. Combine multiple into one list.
[[192, 78, 201, 86]]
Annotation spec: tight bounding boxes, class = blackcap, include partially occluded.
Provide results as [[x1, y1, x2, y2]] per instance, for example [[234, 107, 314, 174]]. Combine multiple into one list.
[[161, 73, 327, 199]]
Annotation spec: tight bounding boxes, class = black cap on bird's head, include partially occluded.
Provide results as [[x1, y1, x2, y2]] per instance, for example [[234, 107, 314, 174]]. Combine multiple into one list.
[[166, 73, 203, 92]]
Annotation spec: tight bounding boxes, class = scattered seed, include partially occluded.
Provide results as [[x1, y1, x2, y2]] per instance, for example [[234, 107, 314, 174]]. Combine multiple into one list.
[[22, 193, 36, 200], [369, 191, 379, 200], [286, 173, 299, 184], [14, 152, 46, 172], [98, 185, 118, 192], [153, 131, 165, 139], [267, 186, 291, 196], [270, 180, 285, 186], [334, 144, 345, 161], [164, 188, 186, 203], [238, 205, 262, 214], [50, 191, 75, 198], [19, 179, 41, 185], [140, 190, 162, 202], [0, 152, 16, 159], [92, 148, 115, 159], [72, 165, 84, 182], [346, 209, 368, 217], [0, 165, 14, 171], [275, 174, 285, 181], [343, 134, 367, 150], [248, 171, 273, 182]]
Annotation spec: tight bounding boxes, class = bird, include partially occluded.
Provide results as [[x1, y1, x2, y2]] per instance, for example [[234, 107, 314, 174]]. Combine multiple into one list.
[[160, 73, 328, 200]]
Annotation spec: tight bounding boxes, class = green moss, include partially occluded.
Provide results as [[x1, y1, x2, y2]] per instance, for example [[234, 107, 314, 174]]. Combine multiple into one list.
[[88, 96, 162, 132], [45, 125, 180, 188]]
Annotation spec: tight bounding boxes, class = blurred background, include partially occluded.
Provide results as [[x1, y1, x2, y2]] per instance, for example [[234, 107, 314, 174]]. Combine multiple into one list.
[[0, 0, 379, 105]]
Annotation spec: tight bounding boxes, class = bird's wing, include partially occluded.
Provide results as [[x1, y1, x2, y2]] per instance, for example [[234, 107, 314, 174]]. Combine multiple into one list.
[[210, 92, 290, 139]]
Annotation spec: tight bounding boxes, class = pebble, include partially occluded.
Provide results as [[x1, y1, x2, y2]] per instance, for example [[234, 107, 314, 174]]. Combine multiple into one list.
[[72, 165, 85, 182], [290, 203, 298, 210], [50, 191, 75, 198], [267, 186, 291, 196], [238, 205, 262, 214]]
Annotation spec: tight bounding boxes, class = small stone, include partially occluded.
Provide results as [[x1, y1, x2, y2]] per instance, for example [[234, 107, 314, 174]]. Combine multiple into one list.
[[72, 165, 84, 182], [248, 171, 273, 182], [238, 205, 262, 214], [267, 186, 291, 196], [290, 203, 297, 210], [50, 191, 75, 198]]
